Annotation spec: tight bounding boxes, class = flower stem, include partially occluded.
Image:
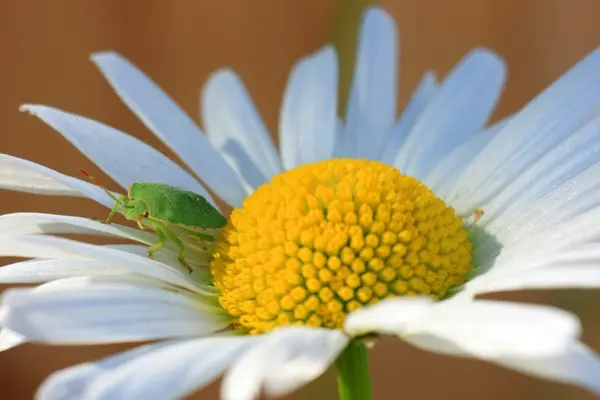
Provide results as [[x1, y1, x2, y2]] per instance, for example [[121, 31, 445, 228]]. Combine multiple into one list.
[[336, 341, 373, 400]]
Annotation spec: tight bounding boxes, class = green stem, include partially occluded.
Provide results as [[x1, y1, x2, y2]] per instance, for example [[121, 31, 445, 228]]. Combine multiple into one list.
[[336, 341, 373, 400]]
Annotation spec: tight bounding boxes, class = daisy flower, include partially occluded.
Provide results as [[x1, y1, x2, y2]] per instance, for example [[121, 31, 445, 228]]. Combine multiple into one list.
[[1, 6, 600, 399]]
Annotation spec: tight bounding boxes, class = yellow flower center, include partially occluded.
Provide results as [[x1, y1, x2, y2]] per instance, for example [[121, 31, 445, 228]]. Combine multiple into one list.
[[210, 159, 472, 335]]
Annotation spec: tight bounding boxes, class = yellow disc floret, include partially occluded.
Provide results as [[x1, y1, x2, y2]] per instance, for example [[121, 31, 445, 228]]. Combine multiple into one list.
[[210, 159, 472, 334]]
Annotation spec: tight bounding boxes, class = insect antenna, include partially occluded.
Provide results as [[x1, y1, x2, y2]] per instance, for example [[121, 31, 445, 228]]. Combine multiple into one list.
[[79, 169, 127, 206]]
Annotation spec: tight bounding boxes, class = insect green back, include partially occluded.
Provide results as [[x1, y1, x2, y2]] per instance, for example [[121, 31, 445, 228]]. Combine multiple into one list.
[[129, 183, 226, 228]]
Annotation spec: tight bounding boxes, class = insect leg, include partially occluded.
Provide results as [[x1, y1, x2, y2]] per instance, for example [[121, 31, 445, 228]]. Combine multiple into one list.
[[104, 195, 129, 224], [161, 225, 192, 273], [146, 221, 168, 261], [136, 212, 150, 230], [183, 228, 215, 242]]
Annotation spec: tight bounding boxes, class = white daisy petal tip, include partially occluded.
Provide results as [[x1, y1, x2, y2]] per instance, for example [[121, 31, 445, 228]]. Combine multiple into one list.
[[420, 70, 437, 87], [468, 48, 505, 86], [500, 343, 600, 396], [20, 104, 76, 121], [363, 6, 397, 30], [465, 47, 507, 83], [37, 368, 87, 400], [89, 51, 134, 75], [0, 155, 95, 199], [297, 44, 338, 77], [203, 68, 236, 92], [313, 43, 337, 60], [89, 50, 120, 63], [19, 103, 40, 115], [467, 46, 505, 64], [0, 329, 26, 352]]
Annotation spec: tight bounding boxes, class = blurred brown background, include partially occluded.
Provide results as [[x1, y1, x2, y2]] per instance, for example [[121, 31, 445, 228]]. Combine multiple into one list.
[[1, 0, 600, 398]]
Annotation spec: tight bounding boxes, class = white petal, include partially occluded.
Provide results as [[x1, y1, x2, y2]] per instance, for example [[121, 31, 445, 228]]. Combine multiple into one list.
[[479, 161, 600, 250], [343, 7, 397, 159], [85, 336, 257, 400], [91, 52, 247, 207], [279, 46, 338, 170], [419, 301, 581, 358], [20, 105, 217, 206], [0, 253, 200, 291], [37, 340, 177, 400], [394, 49, 505, 180], [29, 275, 192, 293], [483, 115, 600, 232], [406, 335, 600, 395], [202, 69, 281, 181], [523, 165, 600, 239], [448, 46, 600, 214], [346, 299, 580, 358], [497, 343, 600, 395], [0, 155, 113, 207], [0, 213, 212, 277], [0, 284, 228, 344], [466, 243, 600, 294], [0, 213, 156, 245], [380, 72, 438, 164], [0, 259, 126, 284], [222, 327, 348, 400], [344, 297, 434, 335], [0, 328, 26, 351], [202, 136, 267, 191], [424, 118, 509, 199], [0, 155, 77, 196], [0, 234, 200, 292], [468, 264, 600, 295], [488, 213, 600, 271]]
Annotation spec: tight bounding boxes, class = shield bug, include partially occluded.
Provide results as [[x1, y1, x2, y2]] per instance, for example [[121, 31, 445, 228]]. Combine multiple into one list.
[[80, 170, 226, 272]]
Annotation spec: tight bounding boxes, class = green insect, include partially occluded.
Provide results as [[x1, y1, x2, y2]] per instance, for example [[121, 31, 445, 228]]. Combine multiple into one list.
[[80, 170, 226, 272]]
